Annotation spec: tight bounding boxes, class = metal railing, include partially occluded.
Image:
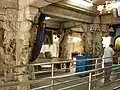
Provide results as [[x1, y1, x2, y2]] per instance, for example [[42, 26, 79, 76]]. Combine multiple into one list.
[[0, 56, 120, 90]]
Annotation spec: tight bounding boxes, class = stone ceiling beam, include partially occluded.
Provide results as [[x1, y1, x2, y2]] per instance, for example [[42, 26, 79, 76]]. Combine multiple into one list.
[[54, 0, 99, 16], [63, 21, 82, 29], [42, 5, 93, 23], [46, 20, 60, 28], [101, 15, 120, 25], [19, 0, 65, 9], [19, 0, 51, 9]]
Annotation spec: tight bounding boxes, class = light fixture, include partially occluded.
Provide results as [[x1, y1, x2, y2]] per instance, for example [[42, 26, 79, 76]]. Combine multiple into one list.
[[45, 16, 51, 20], [70, 0, 93, 7], [102, 36, 111, 48], [97, 1, 120, 14]]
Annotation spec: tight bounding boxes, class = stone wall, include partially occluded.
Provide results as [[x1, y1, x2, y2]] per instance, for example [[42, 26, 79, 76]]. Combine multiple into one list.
[[0, 0, 39, 89], [0, 0, 18, 76]]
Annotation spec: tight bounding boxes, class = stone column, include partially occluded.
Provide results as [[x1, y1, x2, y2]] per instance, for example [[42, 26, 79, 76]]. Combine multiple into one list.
[[84, 16, 103, 58], [59, 29, 70, 58], [16, 5, 39, 90], [58, 29, 71, 71], [0, 1, 19, 90], [84, 24, 93, 57]]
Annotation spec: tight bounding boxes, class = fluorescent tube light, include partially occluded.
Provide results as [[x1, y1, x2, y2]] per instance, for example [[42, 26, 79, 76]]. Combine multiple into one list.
[[70, 0, 93, 7]]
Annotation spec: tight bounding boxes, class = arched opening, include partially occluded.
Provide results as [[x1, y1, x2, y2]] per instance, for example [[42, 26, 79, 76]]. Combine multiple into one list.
[[113, 36, 120, 64], [115, 36, 120, 51]]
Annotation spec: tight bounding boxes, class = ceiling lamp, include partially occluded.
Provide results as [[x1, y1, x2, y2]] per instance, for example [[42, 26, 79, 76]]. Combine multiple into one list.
[[97, 1, 120, 14], [45, 16, 51, 20], [70, 0, 93, 7]]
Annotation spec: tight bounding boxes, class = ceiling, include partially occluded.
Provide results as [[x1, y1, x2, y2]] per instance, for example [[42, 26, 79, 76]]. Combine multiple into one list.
[[92, 0, 113, 5]]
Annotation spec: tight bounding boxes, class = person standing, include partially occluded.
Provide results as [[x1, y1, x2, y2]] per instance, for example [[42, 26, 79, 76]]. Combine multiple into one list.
[[103, 44, 115, 83]]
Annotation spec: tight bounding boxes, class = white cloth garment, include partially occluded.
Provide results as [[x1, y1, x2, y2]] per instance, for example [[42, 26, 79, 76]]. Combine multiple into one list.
[[103, 46, 115, 63]]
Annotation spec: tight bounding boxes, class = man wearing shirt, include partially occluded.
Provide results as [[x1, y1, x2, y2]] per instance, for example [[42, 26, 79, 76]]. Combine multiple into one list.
[[103, 44, 115, 83]]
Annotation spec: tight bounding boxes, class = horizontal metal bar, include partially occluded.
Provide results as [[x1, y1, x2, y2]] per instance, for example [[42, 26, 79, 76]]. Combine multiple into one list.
[[58, 81, 88, 90], [3, 56, 117, 70], [33, 62, 102, 75], [113, 86, 120, 90], [31, 56, 113, 65], [31, 62, 102, 75], [7, 62, 102, 76], [52, 64, 120, 79], [34, 70, 52, 74]]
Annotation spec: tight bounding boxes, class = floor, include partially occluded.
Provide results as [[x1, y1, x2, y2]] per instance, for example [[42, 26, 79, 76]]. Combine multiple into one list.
[[30, 66, 120, 90]]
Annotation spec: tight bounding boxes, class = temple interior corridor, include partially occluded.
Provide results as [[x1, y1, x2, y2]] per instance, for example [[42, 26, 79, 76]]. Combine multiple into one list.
[[1, 0, 120, 90]]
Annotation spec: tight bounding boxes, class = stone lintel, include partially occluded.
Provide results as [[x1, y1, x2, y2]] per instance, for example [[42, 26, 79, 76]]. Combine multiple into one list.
[[101, 15, 120, 25], [42, 5, 93, 23]]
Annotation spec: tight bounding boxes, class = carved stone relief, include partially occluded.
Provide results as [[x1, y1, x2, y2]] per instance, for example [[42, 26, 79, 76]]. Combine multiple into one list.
[[84, 24, 104, 58], [90, 24, 100, 32]]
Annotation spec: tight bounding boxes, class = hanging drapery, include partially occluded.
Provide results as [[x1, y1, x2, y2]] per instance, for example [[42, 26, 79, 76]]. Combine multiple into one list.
[[29, 14, 46, 62]]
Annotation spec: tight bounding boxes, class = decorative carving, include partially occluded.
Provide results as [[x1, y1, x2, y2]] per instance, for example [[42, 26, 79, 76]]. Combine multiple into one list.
[[5, 9, 18, 21], [4, 39, 16, 66], [90, 24, 100, 32], [93, 16, 100, 24], [4, 21, 19, 32]]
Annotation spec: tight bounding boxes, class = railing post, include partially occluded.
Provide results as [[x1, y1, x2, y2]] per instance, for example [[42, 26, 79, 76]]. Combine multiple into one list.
[[30, 65, 35, 80], [89, 72, 92, 90], [95, 59, 98, 70], [94, 59, 97, 88], [118, 57, 120, 64], [51, 63, 54, 90]]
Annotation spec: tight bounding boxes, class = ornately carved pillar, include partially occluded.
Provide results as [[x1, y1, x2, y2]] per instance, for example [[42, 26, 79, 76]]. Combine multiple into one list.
[[84, 24, 93, 57], [16, 6, 39, 90]]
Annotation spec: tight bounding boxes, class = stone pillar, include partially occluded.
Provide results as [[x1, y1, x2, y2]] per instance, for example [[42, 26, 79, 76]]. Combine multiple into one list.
[[58, 29, 71, 71], [89, 23, 102, 58], [59, 29, 71, 58], [0, 0, 18, 74], [84, 16, 104, 58], [84, 24, 93, 57], [0, 1, 19, 90], [16, 5, 39, 90], [0, 0, 41, 89]]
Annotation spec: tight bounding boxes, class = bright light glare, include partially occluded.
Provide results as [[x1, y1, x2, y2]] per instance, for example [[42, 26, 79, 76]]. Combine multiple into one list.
[[112, 2, 120, 8], [45, 17, 51, 20], [70, 0, 93, 7], [68, 36, 82, 43], [102, 36, 111, 48]]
